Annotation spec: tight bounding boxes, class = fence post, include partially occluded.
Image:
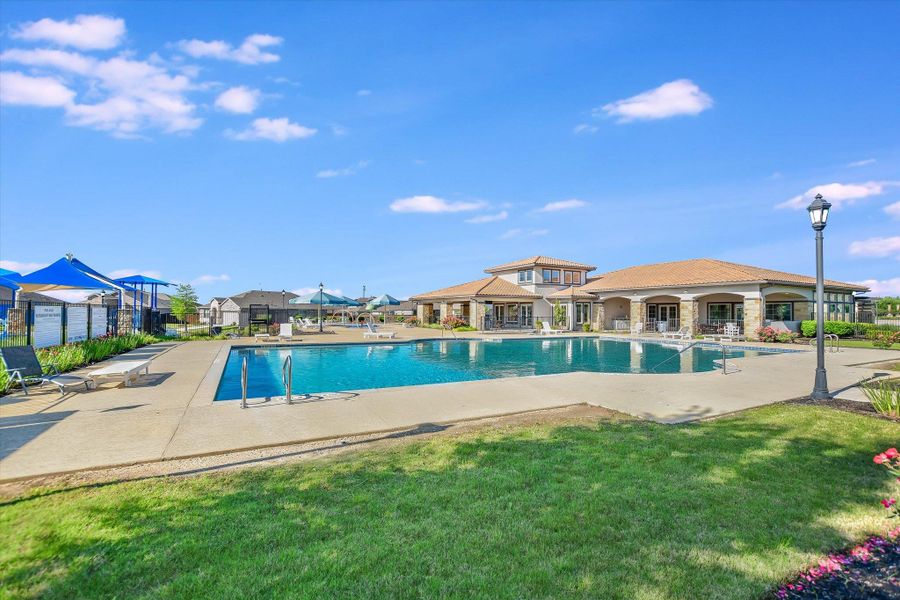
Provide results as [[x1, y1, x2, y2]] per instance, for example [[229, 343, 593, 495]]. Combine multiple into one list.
[[61, 303, 68, 344], [26, 301, 33, 346]]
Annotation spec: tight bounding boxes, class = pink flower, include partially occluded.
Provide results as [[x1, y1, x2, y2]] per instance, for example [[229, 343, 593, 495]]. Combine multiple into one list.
[[881, 498, 896, 509], [885, 448, 899, 459], [874, 453, 888, 464]]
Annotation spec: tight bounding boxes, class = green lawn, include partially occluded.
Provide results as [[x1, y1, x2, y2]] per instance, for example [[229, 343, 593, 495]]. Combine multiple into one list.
[[2, 404, 898, 599], [833, 338, 900, 350]]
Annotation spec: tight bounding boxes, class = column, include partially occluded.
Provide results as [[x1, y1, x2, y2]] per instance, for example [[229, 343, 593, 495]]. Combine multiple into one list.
[[469, 300, 486, 330], [630, 300, 646, 329], [679, 298, 698, 335], [743, 296, 763, 340], [592, 302, 605, 332]]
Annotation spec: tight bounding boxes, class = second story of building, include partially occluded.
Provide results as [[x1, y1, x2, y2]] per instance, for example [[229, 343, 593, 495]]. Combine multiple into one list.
[[483, 256, 597, 298]]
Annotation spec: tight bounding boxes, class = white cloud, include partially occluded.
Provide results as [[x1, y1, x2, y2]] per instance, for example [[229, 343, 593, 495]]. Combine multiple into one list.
[[331, 124, 349, 136], [854, 278, 900, 296], [848, 158, 876, 168], [0, 71, 74, 107], [214, 86, 260, 114], [848, 236, 900, 259], [106, 269, 164, 280], [573, 123, 598, 135], [538, 199, 588, 212], [356, 89, 372, 96], [316, 160, 370, 179], [41, 290, 94, 303], [177, 34, 282, 65], [227, 117, 317, 142], [884, 201, 900, 220], [0, 260, 47, 274], [191, 274, 231, 285], [500, 228, 549, 240], [292, 287, 343, 297], [389, 195, 485, 214], [466, 211, 508, 224], [1, 47, 202, 137], [598, 79, 713, 123], [12, 14, 125, 50], [777, 181, 898, 210]]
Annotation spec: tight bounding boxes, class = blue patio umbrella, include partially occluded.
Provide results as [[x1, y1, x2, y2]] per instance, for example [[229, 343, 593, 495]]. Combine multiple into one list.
[[289, 291, 351, 306], [366, 294, 401, 310], [339, 296, 361, 307]]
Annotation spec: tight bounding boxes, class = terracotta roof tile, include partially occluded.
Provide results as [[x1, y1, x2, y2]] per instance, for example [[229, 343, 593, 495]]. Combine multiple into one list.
[[579, 258, 867, 292], [411, 276, 541, 300], [547, 286, 595, 300], [484, 255, 596, 273]]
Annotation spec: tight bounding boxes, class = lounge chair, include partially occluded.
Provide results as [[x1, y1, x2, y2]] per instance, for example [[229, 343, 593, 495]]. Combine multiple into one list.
[[719, 323, 745, 342], [630, 322, 644, 335], [540, 321, 564, 335], [0, 345, 93, 395], [278, 323, 298, 341], [363, 323, 395, 339], [662, 326, 692, 341], [301, 318, 317, 330]]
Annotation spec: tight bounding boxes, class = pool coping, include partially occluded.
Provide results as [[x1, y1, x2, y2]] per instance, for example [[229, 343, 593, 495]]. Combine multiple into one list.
[[199, 335, 791, 405]]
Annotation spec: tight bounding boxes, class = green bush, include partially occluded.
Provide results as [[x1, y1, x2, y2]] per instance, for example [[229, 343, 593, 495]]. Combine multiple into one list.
[[582, 323, 591, 332], [862, 378, 900, 417], [0, 333, 162, 393], [800, 320, 855, 338]]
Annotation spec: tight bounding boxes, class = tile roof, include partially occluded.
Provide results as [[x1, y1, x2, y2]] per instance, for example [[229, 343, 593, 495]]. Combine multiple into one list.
[[411, 276, 541, 300], [547, 286, 596, 300], [227, 290, 300, 308], [484, 256, 597, 273], [579, 258, 868, 292]]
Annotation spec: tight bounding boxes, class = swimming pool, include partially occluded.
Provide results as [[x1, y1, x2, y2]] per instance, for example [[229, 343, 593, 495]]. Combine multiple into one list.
[[214, 337, 778, 401]]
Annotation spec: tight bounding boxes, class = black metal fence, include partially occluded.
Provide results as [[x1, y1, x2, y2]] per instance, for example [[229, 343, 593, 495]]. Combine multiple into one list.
[[0, 300, 128, 348]]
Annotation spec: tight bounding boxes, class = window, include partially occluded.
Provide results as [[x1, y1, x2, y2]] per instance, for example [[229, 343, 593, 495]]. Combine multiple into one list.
[[708, 304, 732, 321], [765, 302, 793, 321], [572, 271, 581, 285], [564, 271, 573, 284], [542, 269, 560, 283], [517, 270, 533, 284], [575, 302, 591, 324]]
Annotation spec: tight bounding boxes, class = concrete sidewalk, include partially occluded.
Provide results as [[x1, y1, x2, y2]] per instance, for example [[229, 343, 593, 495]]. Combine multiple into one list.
[[1, 333, 896, 481]]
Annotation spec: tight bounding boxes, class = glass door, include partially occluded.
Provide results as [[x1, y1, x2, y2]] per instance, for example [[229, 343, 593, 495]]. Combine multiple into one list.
[[520, 304, 533, 327]]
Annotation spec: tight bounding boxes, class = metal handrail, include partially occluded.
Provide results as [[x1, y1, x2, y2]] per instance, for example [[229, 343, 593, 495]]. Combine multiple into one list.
[[282, 354, 293, 404], [649, 341, 698, 373], [808, 333, 840, 353], [240, 355, 248, 409]]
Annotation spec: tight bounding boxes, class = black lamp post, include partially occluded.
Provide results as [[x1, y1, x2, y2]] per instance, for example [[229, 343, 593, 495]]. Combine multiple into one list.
[[807, 193, 832, 400], [318, 282, 324, 333]]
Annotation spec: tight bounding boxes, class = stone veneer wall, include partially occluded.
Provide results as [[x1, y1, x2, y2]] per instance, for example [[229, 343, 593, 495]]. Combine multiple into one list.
[[592, 302, 605, 331], [630, 300, 646, 330], [679, 299, 698, 334], [743, 298, 762, 339]]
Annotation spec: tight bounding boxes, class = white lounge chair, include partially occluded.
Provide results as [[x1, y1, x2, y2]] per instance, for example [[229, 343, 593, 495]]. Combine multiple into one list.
[[662, 326, 692, 341], [719, 323, 745, 342], [540, 321, 564, 335], [364, 323, 395, 339], [278, 323, 298, 341], [301, 318, 318, 330], [630, 322, 644, 335]]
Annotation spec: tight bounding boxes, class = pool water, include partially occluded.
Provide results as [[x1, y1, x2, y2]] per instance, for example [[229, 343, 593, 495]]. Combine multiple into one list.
[[214, 337, 774, 401]]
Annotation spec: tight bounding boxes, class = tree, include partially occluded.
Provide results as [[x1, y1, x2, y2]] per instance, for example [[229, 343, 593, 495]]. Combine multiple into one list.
[[876, 296, 900, 317], [170, 283, 199, 322]]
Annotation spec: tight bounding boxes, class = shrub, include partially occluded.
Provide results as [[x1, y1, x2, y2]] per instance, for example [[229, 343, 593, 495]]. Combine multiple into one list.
[[775, 331, 798, 343], [799, 320, 855, 338], [868, 330, 900, 349], [863, 379, 900, 417], [755, 327, 798, 343], [440, 315, 468, 330], [405, 317, 420, 327], [582, 323, 591, 332]]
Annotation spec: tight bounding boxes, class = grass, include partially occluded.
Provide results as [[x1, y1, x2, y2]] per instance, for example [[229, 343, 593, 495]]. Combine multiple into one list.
[[1, 404, 899, 599], [831, 339, 900, 350]]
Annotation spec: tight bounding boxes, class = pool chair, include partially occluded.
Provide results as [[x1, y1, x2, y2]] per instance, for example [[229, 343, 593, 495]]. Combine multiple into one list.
[[0, 345, 93, 395], [301, 318, 317, 330], [662, 326, 692, 341], [278, 323, 298, 341], [719, 323, 745, 342], [364, 323, 395, 339], [630, 322, 644, 335], [540, 321, 564, 335]]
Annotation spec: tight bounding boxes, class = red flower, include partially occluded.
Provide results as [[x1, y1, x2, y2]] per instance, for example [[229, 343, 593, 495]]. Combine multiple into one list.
[[874, 453, 888, 464], [881, 498, 896, 509], [885, 448, 899, 459]]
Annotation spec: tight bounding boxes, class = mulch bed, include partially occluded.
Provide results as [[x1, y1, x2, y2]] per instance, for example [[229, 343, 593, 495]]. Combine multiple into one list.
[[790, 397, 900, 422], [772, 529, 900, 599]]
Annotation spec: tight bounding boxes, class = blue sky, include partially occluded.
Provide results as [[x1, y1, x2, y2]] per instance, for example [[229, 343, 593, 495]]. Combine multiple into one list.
[[1, 1, 898, 302]]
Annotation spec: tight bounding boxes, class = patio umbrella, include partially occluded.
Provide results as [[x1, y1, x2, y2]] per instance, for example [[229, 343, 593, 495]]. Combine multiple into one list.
[[289, 291, 350, 306], [367, 294, 401, 321]]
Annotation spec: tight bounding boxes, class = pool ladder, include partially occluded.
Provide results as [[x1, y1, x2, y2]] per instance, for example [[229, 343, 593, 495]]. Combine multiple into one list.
[[650, 342, 732, 375], [240, 354, 293, 409], [809, 334, 840, 353]]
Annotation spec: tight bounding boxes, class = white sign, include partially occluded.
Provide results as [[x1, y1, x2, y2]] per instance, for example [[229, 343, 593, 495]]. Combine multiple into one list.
[[66, 305, 88, 343], [33, 305, 62, 349], [90, 306, 107, 338]]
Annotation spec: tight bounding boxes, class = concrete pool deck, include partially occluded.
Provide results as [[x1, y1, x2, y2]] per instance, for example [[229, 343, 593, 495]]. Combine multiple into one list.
[[1, 327, 897, 481]]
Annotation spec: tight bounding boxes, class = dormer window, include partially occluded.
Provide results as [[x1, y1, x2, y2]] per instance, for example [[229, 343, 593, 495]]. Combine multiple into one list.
[[518, 269, 534, 284], [542, 269, 560, 283], [563, 270, 581, 285]]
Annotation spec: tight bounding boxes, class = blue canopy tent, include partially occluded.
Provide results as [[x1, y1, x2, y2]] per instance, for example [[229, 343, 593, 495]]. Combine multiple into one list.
[[114, 275, 172, 311], [0, 270, 22, 305]]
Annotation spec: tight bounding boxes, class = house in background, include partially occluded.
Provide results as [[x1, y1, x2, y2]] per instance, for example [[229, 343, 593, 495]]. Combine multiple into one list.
[[209, 290, 302, 327], [412, 256, 867, 338]]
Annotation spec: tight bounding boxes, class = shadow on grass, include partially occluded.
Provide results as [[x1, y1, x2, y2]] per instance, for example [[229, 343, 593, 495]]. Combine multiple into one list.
[[1, 405, 898, 599]]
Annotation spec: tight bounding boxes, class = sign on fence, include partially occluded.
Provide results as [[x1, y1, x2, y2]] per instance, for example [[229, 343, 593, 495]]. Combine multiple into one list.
[[90, 306, 107, 338], [66, 305, 88, 343], [33, 305, 62, 349]]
